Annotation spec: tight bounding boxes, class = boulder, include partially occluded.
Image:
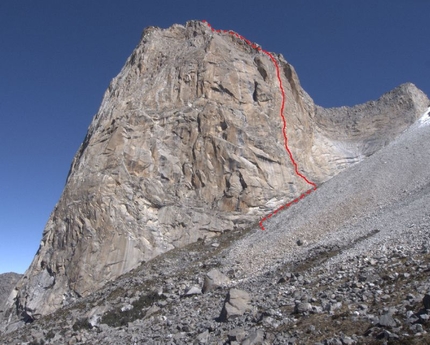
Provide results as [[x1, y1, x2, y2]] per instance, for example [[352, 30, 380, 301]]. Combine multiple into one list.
[[378, 313, 397, 328], [202, 268, 230, 293], [219, 289, 251, 321], [242, 329, 265, 345], [294, 301, 312, 314], [185, 286, 202, 296], [228, 327, 247, 342]]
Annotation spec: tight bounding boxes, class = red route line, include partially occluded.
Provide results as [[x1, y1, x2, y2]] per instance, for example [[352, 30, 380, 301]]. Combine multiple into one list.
[[202, 20, 317, 230]]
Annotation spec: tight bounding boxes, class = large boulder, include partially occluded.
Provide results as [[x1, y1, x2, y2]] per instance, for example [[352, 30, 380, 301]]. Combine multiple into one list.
[[202, 268, 230, 293], [219, 288, 251, 321]]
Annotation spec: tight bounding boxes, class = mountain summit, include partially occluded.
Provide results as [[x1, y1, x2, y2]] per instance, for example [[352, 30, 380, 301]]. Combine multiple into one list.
[[2, 20, 428, 327]]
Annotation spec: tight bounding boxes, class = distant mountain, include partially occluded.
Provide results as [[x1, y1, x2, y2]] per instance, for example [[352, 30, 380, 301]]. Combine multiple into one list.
[[1, 20, 429, 343]]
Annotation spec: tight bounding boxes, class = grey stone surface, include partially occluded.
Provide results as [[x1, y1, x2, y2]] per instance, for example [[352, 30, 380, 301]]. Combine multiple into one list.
[[219, 289, 251, 321], [202, 268, 230, 293], [228, 327, 247, 342], [294, 301, 312, 314], [185, 286, 202, 296], [242, 329, 265, 345], [378, 313, 397, 328]]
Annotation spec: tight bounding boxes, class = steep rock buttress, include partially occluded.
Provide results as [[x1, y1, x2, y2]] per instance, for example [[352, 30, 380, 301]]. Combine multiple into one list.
[[3, 21, 428, 325]]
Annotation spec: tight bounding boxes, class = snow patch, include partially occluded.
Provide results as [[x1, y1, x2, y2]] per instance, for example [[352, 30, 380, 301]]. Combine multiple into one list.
[[418, 107, 430, 127]]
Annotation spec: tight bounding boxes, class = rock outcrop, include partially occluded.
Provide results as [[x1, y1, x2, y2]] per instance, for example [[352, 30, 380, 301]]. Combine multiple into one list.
[[0, 273, 22, 312], [3, 20, 428, 324]]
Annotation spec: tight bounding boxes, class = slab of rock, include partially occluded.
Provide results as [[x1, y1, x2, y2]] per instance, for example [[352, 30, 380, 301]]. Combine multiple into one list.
[[294, 301, 312, 314], [144, 305, 160, 319], [185, 286, 202, 296], [88, 314, 101, 328], [242, 329, 265, 345], [228, 327, 247, 342], [219, 289, 251, 321], [378, 313, 397, 328], [202, 268, 230, 293], [196, 330, 209, 343]]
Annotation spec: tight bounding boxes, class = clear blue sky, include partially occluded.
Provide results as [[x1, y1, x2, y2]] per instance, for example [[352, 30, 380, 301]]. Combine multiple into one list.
[[1, 1, 429, 274]]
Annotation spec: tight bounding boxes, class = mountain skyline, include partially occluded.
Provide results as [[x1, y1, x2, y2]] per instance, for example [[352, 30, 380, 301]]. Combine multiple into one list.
[[1, 0, 429, 274]]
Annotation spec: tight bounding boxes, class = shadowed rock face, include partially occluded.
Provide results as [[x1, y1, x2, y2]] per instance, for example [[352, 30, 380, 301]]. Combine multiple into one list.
[[5, 20, 428, 321]]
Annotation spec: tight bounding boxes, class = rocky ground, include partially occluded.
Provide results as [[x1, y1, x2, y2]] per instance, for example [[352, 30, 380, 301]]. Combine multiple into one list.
[[1, 214, 429, 345]]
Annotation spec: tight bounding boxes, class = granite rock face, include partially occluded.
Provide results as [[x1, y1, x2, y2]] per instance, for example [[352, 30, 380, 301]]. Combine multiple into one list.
[[5, 20, 428, 322]]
